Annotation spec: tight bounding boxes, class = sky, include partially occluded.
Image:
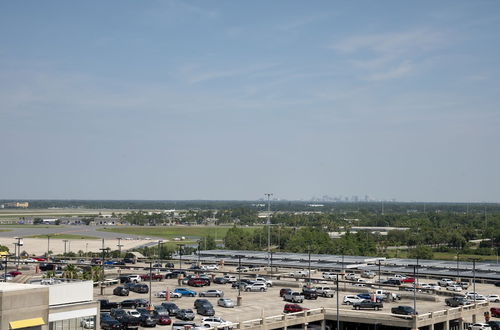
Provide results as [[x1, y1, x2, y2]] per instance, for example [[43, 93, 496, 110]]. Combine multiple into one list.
[[1, 1, 499, 202]]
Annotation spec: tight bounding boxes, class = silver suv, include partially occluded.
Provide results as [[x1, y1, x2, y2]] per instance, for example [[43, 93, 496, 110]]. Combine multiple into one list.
[[244, 282, 267, 292]]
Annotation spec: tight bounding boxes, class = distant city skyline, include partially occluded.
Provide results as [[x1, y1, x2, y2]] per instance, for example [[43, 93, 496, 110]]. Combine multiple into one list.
[[1, 1, 499, 203]]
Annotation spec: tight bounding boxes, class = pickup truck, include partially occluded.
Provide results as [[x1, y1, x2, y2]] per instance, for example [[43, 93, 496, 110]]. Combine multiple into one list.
[[374, 290, 401, 302], [438, 278, 455, 286], [290, 270, 310, 278], [283, 291, 305, 303], [445, 296, 469, 307], [98, 299, 120, 311], [353, 300, 383, 310], [315, 286, 335, 298], [345, 273, 358, 281]]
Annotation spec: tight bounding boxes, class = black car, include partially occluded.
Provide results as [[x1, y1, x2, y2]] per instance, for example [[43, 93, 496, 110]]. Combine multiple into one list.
[[232, 279, 253, 288], [213, 277, 229, 284], [384, 279, 402, 286], [280, 288, 292, 297], [165, 262, 175, 268], [391, 305, 417, 315], [161, 302, 180, 316], [196, 304, 215, 316], [176, 309, 195, 321], [113, 286, 129, 296], [125, 283, 149, 294], [123, 258, 136, 264], [488, 321, 500, 330], [121, 299, 148, 309], [100, 312, 122, 330], [302, 288, 319, 300], [165, 270, 188, 279], [495, 281, 500, 287], [135, 309, 157, 328], [194, 299, 212, 309]]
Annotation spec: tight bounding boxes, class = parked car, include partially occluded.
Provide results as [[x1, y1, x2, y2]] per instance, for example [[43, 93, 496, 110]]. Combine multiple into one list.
[[155, 290, 182, 298], [468, 323, 492, 330], [244, 282, 267, 292], [188, 278, 208, 287], [157, 315, 172, 326], [446, 284, 463, 292], [120, 299, 148, 309], [383, 279, 401, 286], [445, 296, 469, 307], [491, 307, 500, 317], [194, 299, 212, 309], [345, 273, 358, 281], [391, 305, 417, 315], [113, 286, 129, 296], [196, 304, 215, 316], [283, 291, 304, 303], [99, 299, 120, 311], [171, 321, 203, 330], [140, 273, 163, 281], [200, 289, 224, 297], [487, 295, 500, 303], [322, 272, 337, 280], [458, 281, 470, 289], [353, 300, 384, 310], [343, 295, 365, 305], [302, 288, 319, 300], [100, 312, 122, 330], [218, 298, 235, 308], [280, 288, 293, 297], [174, 288, 197, 297], [362, 271, 376, 279], [255, 277, 273, 287], [80, 317, 95, 329], [177, 309, 196, 321], [161, 302, 180, 316], [438, 278, 455, 286], [284, 304, 309, 313], [315, 286, 335, 298], [487, 321, 500, 330], [213, 277, 229, 284], [201, 317, 233, 329]]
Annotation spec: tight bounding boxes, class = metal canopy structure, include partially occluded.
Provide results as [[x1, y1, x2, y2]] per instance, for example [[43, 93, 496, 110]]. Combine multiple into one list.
[[178, 250, 500, 281]]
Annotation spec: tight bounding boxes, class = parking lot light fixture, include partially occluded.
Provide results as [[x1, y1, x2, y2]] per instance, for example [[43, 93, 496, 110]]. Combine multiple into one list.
[[177, 244, 185, 270]]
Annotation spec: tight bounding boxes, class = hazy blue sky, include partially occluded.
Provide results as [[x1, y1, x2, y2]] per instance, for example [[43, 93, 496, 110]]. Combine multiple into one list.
[[1, 1, 499, 202]]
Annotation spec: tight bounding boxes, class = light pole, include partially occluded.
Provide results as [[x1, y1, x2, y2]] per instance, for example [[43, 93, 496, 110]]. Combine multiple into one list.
[[197, 244, 201, 266], [237, 255, 243, 306], [13, 237, 23, 269], [99, 239, 106, 295], [471, 258, 479, 304], [63, 240, 68, 255], [412, 264, 417, 315], [308, 248, 312, 288], [378, 260, 381, 288], [47, 235, 51, 259], [336, 274, 340, 330], [148, 260, 153, 310], [265, 193, 273, 267], [270, 251, 274, 278], [157, 240, 163, 261], [177, 244, 185, 270], [117, 238, 123, 258]]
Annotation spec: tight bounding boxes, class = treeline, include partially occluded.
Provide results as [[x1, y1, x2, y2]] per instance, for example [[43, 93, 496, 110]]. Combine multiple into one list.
[[7, 199, 500, 214]]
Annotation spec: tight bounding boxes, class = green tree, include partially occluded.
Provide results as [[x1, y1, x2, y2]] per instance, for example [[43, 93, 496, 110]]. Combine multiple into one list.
[[408, 245, 434, 259]]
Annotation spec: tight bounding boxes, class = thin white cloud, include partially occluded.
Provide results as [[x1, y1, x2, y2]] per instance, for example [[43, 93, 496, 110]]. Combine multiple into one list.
[[365, 61, 414, 81], [331, 28, 449, 81]]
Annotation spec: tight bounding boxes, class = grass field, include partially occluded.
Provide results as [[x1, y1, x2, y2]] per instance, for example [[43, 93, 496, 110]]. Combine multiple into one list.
[[0, 229, 11, 232], [98, 225, 260, 240], [25, 233, 99, 240], [0, 224, 66, 228]]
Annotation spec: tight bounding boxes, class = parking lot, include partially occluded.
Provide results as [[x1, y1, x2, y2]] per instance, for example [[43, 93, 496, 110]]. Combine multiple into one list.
[[97, 264, 500, 329]]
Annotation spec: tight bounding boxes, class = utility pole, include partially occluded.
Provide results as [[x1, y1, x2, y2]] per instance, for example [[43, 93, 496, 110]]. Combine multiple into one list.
[[99, 239, 106, 295], [117, 238, 123, 258], [237, 255, 243, 306], [47, 235, 51, 259], [63, 240, 68, 255], [265, 193, 273, 268], [308, 247, 312, 288], [177, 244, 185, 270], [413, 264, 417, 315], [336, 274, 340, 330]]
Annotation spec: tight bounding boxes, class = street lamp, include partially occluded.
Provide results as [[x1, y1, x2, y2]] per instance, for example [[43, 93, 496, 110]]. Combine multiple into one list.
[[13, 237, 23, 269], [63, 240, 69, 255], [117, 238, 123, 258], [47, 235, 51, 259], [177, 244, 185, 270], [308, 248, 312, 288], [237, 255, 243, 306], [412, 264, 417, 315], [265, 193, 273, 267], [157, 240, 163, 261]]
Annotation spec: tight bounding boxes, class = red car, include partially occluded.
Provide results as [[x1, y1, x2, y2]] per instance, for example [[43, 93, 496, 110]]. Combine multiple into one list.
[[187, 278, 207, 287], [491, 307, 500, 318], [401, 277, 415, 283], [33, 257, 45, 262], [9, 271, 22, 277], [157, 315, 172, 325], [284, 304, 309, 313], [140, 273, 163, 281]]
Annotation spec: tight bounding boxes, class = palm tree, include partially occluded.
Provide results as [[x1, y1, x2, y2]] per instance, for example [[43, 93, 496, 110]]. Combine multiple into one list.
[[62, 264, 79, 279]]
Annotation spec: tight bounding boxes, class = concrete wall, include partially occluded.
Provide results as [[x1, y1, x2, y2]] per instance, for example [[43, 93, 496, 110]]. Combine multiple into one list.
[[0, 287, 49, 330], [49, 281, 93, 306]]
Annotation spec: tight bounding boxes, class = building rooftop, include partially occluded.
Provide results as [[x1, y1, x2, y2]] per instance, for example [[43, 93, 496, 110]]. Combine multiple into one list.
[[0, 282, 46, 292]]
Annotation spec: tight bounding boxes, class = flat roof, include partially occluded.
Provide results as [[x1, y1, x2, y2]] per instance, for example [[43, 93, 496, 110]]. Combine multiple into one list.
[[0, 282, 46, 292]]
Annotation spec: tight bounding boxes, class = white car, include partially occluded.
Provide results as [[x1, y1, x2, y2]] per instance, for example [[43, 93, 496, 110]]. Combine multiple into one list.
[[203, 264, 219, 270], [322, 272, 337, 280], [446, 285, 463, 292], [244, 282, 267, 292], [155, 290, 182, 298], [343, 295, 365, 305], [487, 294, 500, 302], [201, 317, 233, 329], [419, 283, 441, 291], [80, 317, 95, 329], [255, 277, 273, 287], [345, 273, 358, 281], [465, 292, 487, 301], [223, 275, 237, 283], [438, 278, 455, 286], [126, 310, 141, 318], [290, 270, 310, 278], [468, 323, 492, 330]]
